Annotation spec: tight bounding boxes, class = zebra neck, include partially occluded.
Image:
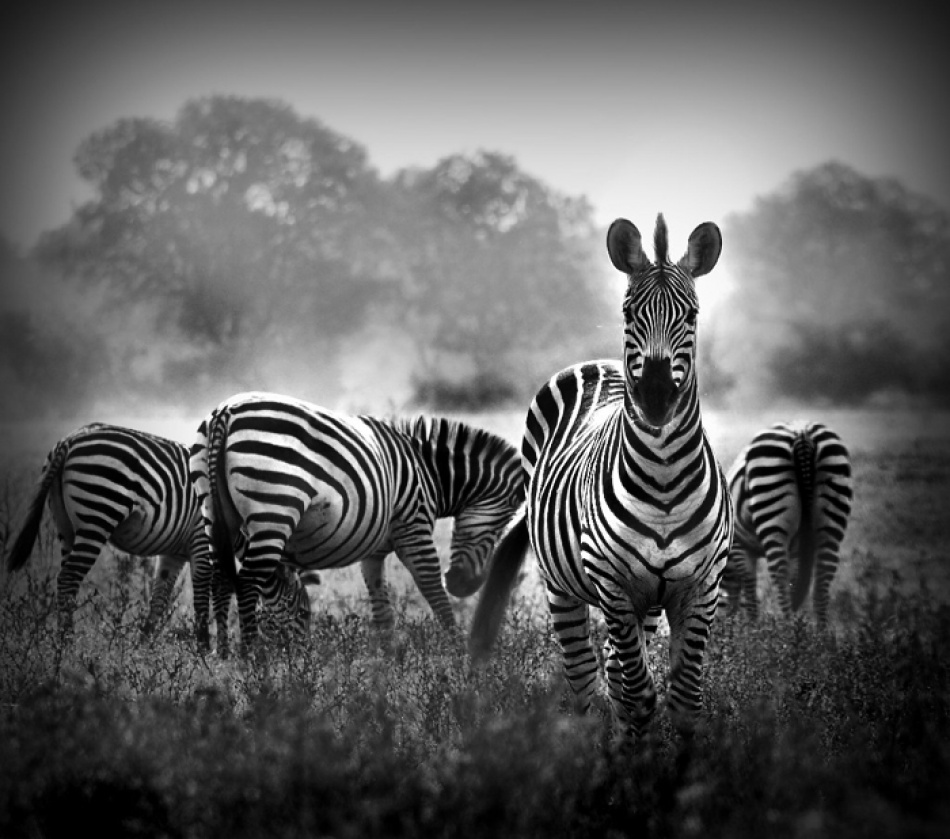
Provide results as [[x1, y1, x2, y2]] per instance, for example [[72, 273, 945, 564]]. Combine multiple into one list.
[[618, 382, 706, 476]]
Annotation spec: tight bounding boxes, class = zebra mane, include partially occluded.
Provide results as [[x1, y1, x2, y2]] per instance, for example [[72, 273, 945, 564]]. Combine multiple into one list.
[[653, 213, 669, 264], [392, 415, 517, 461]]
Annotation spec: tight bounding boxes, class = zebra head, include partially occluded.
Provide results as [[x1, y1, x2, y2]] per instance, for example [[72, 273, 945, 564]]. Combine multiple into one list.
[[607, 214, 722, 429], [444, 496, 523, 597], [398, 415, 524, 599]]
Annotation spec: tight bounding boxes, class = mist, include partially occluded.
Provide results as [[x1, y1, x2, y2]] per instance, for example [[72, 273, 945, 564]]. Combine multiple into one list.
[[1, 97, 948, 463]]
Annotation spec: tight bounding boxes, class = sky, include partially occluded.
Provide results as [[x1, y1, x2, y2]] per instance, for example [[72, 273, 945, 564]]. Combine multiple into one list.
[[1, 0, 948, 255]]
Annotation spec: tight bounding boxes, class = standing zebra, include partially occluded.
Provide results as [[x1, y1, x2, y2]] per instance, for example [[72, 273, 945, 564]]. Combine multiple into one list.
[[6, 423, 211, 638], [5, 423, 310, 646], [189, 394, 523, 651], [471, 215, 733, 742], [722, 420, 853, 629]]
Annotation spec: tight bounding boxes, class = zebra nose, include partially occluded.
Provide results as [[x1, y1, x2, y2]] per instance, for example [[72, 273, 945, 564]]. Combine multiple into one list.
[[634, 357, 677, 426], [445, 566, 483, 597]]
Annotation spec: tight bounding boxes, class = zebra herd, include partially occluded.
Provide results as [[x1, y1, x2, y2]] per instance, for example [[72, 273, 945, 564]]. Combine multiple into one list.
[[4, 215, 853, 744]]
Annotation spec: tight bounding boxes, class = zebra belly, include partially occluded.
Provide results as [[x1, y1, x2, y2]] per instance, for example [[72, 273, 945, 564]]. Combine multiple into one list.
[[110, 513, 183, 556], [284, 496, 393, 570]]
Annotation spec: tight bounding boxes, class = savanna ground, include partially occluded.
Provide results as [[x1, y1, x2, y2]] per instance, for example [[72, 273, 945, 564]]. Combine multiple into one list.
[[0, 406, 948, 838]]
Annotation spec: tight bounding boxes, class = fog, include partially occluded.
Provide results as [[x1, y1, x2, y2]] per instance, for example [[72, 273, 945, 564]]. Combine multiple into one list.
[[0, 98, 947, 466]]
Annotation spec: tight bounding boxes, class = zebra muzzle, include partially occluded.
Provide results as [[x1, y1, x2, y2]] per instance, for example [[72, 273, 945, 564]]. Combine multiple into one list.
[[632, 357, 678, 427], [444, 565, 484, 598]]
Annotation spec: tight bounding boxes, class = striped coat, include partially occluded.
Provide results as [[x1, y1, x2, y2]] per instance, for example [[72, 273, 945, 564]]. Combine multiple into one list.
[[723, 420, 853, 628], [472, 215, 733, 742], [6, 424, 209, 637], [190, 393, 522, 651]]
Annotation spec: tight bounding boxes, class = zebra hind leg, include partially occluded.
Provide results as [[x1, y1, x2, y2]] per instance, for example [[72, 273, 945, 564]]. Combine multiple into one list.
[[763, 542, 794, 618], [812, 543, 841, 632], [55, 533, 108, 640], [739, 550, 759, 621], [360, 551, 396, 632], [211, 570, 234, 658], [142, 555, 186, 638]]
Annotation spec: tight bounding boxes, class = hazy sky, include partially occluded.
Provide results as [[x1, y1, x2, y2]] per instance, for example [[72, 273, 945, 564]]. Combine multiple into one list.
[[2, 0, 947, 249]]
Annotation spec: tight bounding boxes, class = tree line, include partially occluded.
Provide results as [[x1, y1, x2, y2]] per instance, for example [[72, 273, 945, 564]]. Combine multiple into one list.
[[1, 96, 948, 420]]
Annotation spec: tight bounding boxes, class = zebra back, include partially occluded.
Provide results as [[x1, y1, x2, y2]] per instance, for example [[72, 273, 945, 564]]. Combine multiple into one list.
[[388, 415, 524, 515]]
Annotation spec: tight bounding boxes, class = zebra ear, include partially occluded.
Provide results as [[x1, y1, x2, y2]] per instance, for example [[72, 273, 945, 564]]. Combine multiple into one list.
[[680, 222, 722, 278], [607, 219, 650, 275]]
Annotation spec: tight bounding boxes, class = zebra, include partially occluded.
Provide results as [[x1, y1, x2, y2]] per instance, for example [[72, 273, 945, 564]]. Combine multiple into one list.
[[161, 550, 316, 656], [5, 423, 311, 647], [5, 423, 212, 639], [471, 214, 733, 743], [721, 420, 853, 630], [189, 393, 524, 651]]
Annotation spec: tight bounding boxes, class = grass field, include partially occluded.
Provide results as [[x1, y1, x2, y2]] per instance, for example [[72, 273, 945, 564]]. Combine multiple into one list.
[[0, 406, 948, 837]]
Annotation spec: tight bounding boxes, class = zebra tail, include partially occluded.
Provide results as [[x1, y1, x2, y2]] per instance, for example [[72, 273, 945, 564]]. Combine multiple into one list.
[[207, 411, 238, 589], [468, 508, 529, 663], [6, 440, 68, 572], [790, 434, 816, 612]]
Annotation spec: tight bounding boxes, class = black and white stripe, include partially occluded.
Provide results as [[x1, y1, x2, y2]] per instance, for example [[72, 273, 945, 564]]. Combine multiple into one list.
[[6, 424, 210, 638], [189, 393, 523, 650], [192, 553, 318, 656], [472, 215, 733, 742], [722, 420, 853, 629]]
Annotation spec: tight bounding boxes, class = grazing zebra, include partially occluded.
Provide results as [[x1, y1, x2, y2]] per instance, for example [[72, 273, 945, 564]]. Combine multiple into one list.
[[722, 420, 853, 629], [471, 215, 733, 742], [157, 551, 315, 656], [6, 424, 211, 638], [189, 393, 523, 651]]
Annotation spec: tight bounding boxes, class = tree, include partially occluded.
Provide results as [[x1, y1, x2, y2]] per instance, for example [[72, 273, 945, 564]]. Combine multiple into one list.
[[718, 161, 950, 403], [0, 238, 108, 418], [34, 96, 390, 403], [383, 152, 613, 403]]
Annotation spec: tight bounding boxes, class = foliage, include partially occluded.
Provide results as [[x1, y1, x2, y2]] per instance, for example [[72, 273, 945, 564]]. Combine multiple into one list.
[[385, 152, 611, 389], [0, 238, 109, 419], [7, 97, 610, 418], [30, 97, 389, 410], [411, 370, 519, 411], [721, 161, 950, 404]]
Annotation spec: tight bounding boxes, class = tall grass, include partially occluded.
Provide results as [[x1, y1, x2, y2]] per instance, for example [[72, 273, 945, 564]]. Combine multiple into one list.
[[1, 411, 948, 837], [0, 556, 947, 838]]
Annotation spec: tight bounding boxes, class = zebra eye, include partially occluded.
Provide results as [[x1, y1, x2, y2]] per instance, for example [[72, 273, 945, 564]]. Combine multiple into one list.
[[684, 309, 698, 326]]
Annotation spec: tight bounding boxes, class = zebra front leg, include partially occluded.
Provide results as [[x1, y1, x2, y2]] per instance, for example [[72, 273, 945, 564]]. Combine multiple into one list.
[[143, 555, 186, 637], [665, 584, 720, 738], [547, 589, 601, 716], [392, 523, 455, 631], [360, 549, 396, 631], [602, 612, 658, 741]]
